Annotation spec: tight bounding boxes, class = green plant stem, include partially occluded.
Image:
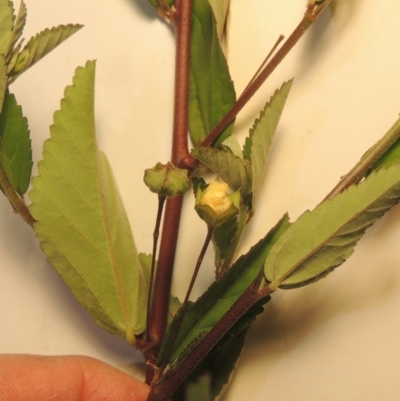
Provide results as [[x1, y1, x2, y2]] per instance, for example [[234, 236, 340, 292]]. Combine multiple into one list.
[[199, 12, 315, 148], [0, 162, 34, 227], [147, 283, 272, 401], [325, 116, 400, 200], [159, 226, 214, 372]]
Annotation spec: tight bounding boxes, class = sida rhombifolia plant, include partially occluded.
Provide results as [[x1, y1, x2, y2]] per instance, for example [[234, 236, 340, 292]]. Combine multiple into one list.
[[2, 0, 400, 399]]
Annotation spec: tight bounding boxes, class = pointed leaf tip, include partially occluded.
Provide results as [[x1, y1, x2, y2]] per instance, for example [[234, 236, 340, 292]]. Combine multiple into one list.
[[29, 61, 147, 341], [265, 163, 400, 289]]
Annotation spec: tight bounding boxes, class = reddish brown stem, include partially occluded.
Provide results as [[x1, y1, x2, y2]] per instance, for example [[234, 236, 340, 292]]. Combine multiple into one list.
[[159, 226, 214, 371], [171, 0, 196, 170], [199, 14, 314, 148], [147, 0, 194, 354], [147, 284, 272, 401], [148, 196, 184, 346]]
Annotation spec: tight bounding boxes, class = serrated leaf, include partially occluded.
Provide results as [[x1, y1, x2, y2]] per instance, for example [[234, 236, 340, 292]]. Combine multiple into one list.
[[10, 24, 83, 81], [173, 297, 268, 401], [0, 0, 14, 57], [192, 147, 252, 196], [244, 80, 293, 209], [8, 0, 26, 59], [0, 89, 31, 195], [265, 163, 400, 289], [221, 135, 242, 157], [29, 61, 147, 342], [158, 214, 290, 365], [189, 0, 236, 146], [208, 0, 230, 41]]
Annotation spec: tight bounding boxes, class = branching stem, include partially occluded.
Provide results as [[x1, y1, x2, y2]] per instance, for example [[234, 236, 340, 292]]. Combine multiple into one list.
[[159, 226, 214, 371], [148, 0, 194, 350], [147, 283, 272, 401], [199, 13, 314, 148]]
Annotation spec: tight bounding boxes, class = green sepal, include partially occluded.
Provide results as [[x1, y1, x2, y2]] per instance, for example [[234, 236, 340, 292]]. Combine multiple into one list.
[[143, 162, 190, 198]]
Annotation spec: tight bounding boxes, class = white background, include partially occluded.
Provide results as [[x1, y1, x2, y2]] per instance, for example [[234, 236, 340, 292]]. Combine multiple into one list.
[[2, 1, 400, 400]]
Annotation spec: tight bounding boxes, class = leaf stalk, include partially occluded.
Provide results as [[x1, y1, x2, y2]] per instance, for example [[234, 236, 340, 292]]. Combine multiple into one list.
[[0, 161, 34, 227], [199, 12, 315, 148]]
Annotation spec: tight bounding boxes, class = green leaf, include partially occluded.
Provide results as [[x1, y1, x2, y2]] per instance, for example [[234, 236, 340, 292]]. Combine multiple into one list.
[[208, 0, 230, 40], [0, 0, 14, 57], [215, 205, 250, 276], [221, 135, 242, 157], [189, 0, 236, 146], [213, 217, 239, 263], [159, 214, 290, 365], [0, 89, 31, 195], [8, 0, 26, 60], [147, 0, 176, 8], [244, 80, 293, 210], [29, 61, 147, 343], [265, 163, 400, 289], [173, 297, 268, 401], [0, 54, 7, 111], [369, 122, 400, 173], [9, 24, 83, 81], [182, 374, 212, 401], [192, 147, 252, 196]]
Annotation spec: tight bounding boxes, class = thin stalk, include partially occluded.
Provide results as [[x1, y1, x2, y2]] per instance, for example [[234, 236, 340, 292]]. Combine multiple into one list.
[[200, 12, 315, 148], [147, 283, 272, 401], [148, 196, 184, 346], [145, 195, 166, 342], [148, 0, 194, 350], [325, 116, 400, 200], [0, 162, 34, 227], [240, 34, 285, 97], [160, 226, 214, 371]]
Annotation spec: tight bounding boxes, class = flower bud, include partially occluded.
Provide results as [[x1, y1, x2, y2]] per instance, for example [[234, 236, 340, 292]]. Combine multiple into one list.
[[144, 162, 190, 198], [195, 181, 240, 227]]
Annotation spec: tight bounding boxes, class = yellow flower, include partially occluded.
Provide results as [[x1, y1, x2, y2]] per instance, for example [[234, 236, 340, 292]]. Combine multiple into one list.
[[195, 181, 240, 228], [199, 182, 232, 217]]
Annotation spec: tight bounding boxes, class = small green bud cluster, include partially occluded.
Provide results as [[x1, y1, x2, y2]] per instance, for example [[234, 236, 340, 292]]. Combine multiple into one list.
[[143, 162, 190, 198]]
